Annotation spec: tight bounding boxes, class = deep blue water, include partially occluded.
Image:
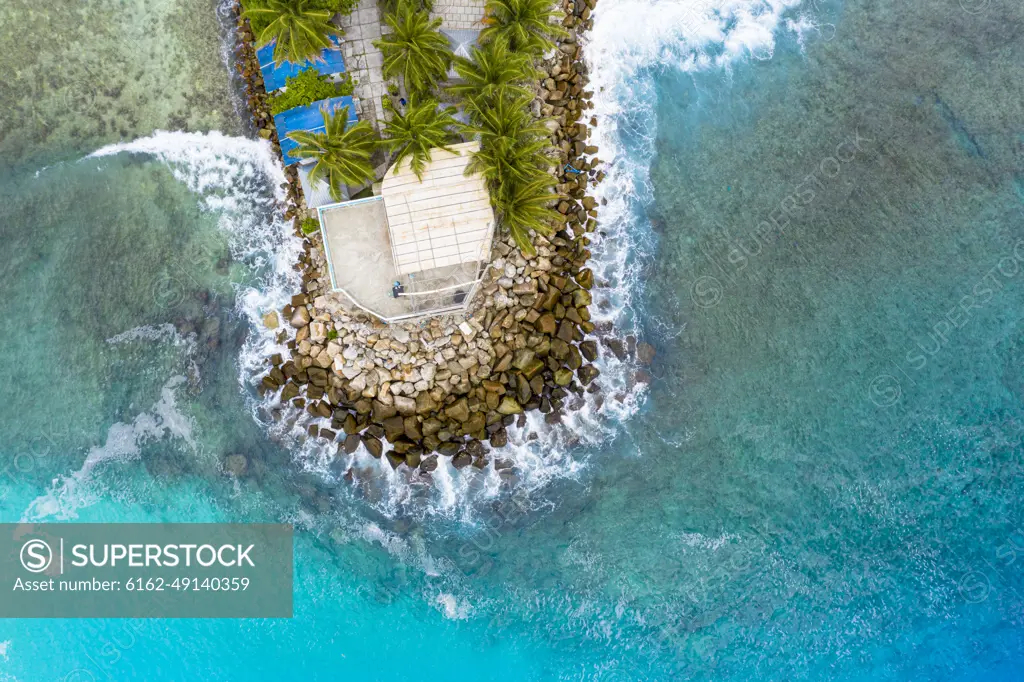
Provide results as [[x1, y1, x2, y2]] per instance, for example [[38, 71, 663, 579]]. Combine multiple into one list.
[[3, 0, 1024, 679]]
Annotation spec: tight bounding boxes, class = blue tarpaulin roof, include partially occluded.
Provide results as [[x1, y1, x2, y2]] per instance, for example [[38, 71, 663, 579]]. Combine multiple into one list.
[[274, 96, 359, 166], [257, 36, 346, 92]]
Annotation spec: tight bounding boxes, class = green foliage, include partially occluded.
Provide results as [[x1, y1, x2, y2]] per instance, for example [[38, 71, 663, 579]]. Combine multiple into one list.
[[374, 3, 453, 97], [288, 106, 379, 201], [382, 99, 460, 180], [270, 69, 354, 115], [244, 0, 341, 65], [480, 0, 567, 55], [326, 329, 339, 340], [463, 94, 554, 186], [379, 0, 432, 15], [491, 172, 560, 257], [310, 0, 359, 15], [300, 216, 320, 234], [245, 0, 358, 35], [461, 94, 561, 257], [448, 41, 538, 105]]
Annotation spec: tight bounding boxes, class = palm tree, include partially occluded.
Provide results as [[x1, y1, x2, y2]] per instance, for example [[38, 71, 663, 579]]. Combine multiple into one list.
[[448, 41, 539, 104], [492, 172, 561, 256], [382, 100, 460, 180], [244, 0, 341, 66], [288, 106, 378, 201], [480, 0, 567, 55], [464, 95, 554, 186], [375, 4, 453, 97]]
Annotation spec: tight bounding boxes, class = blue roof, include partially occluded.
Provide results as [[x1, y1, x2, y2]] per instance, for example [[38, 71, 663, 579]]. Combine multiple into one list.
[[257, 36, 346, 92], [274, 96, 359, 166]]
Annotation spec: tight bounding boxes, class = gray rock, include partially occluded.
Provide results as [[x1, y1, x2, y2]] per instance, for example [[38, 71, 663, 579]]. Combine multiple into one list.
[[289, 307, 310, 328], [224, 454, 248, 477], [637, 342, 656, 365], [394, 395, 417, 416], [343, 433, 361, 454], [362, 436, 383, 458]]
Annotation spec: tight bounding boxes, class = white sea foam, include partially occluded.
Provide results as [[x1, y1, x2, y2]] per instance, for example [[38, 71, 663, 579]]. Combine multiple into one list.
[[105, 323, 193, 347], [89, 129, 302, 416], [575, 0, 813, 462], [247, 0, 816, 525], [0, 641, 9, 661], [673, 531, 740, 550], [16, 131, 303, 521], [67, 0, 815, 526], [22, 376, 196, 521], [434, 592, 473, 620]]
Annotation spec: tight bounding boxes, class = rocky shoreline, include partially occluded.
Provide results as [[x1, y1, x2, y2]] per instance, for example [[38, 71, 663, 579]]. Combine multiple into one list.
[[232, 0, 651, 475]]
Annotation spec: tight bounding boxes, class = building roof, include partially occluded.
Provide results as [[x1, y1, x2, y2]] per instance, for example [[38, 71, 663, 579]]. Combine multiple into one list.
[[441, 29, 480, 78], [298, 163, 346, 208], [273, 96, 359, 166], [257, 36, 346, 92], [381, 141, 494, 276]]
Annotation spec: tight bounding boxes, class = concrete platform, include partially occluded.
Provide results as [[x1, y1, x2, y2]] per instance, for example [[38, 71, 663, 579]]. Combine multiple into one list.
[[318, 198, 481, 321], [319, 197, 407, 318]]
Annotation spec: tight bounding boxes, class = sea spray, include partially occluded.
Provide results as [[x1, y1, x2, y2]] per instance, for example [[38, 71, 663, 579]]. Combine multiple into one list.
[[23, 375, 196, 521], [88, 130, 303, 399], [13, 131, 304, 521]]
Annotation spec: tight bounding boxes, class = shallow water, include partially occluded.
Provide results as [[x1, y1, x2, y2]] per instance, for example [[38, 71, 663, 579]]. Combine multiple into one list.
[[3, 0, 1024, 679]]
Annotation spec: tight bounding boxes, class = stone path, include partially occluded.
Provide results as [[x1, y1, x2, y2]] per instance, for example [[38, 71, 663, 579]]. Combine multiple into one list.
[[338, 0, 388, 131], [337, 0, 488, 132], [431, 0, 488, 30]]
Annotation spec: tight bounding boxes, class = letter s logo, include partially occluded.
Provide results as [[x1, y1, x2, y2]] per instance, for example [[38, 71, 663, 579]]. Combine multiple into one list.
[[20, 539, 52, 573]]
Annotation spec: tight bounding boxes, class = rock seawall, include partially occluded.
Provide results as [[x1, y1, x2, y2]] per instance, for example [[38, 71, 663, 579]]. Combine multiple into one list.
[[234, 0, 649, 477]]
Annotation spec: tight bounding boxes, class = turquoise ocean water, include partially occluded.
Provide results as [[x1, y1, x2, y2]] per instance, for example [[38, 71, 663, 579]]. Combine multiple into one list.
[[3, 0, 1024, 679]]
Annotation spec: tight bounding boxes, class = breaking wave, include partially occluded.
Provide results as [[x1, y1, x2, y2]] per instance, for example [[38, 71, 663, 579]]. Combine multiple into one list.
[[62, 0, 808, 526]]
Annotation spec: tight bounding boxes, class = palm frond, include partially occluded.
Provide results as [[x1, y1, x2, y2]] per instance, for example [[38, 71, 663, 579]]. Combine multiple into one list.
[[382, 99, 460, 180], [447, 41, 539, 104], [374, 3, 453, 96], [288, 106, 378, 201], [480, 0, 567, 55], [244, 0, 340, 66], [492, 172, 561, 257]]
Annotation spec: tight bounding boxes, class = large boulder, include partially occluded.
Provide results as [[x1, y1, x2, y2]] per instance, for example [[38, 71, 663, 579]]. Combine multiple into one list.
[[512, 349, 537, 371], [361, 436, 383, 458], [497, 397, 523, 415], [446, 398, 471, 422], [309, 321, 327, 343], [637, 342, 656, 365], [535, 313, 558, 335], [464, 411, 486, 435], [393, 395, 417, 416], [416, 392, 439, 414], [580, 340, 599, 362], [382, 416, 406, 441], [557, 320, 576, 343], [489, 428, 508, 448], [289, 306, 310, 328], [223, 454, 248, 477], [438, 442, 461, 457], [342, 433, 361, 454], [576, 268, 594, 289], [372, 400, 398, 421], [578, 365, 600, 385]]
